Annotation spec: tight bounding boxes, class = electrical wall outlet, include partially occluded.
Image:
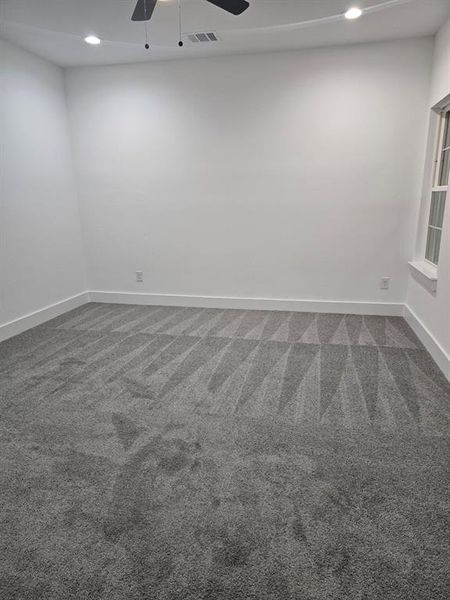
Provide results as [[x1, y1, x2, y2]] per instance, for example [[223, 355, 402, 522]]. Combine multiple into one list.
[[380, 277, 391, 290], [136, 271, 144, 283]]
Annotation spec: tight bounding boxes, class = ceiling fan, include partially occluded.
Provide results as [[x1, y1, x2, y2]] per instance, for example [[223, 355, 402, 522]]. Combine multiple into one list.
[[131, 0, 250, 22]]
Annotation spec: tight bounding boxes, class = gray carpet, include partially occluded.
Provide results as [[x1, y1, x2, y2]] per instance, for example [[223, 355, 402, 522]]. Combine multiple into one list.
[[1, 303, 449, 600]]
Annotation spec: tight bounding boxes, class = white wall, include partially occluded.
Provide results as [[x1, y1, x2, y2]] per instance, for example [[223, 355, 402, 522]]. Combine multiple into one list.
[[0, 40, 86, 332], [406, 18, 450, 378], [429, 17, 450, 106], [66, 38, 433, 308]]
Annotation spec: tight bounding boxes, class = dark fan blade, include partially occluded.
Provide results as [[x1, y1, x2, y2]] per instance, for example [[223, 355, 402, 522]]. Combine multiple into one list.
[[205, 0, 250, 16], [132, 0, 157, 21]]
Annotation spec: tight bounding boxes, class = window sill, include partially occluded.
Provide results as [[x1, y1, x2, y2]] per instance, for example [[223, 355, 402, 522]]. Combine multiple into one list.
[[408, 261, 438, 293]]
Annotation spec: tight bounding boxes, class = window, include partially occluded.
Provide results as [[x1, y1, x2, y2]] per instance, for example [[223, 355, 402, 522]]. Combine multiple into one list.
[[425, 191, 446, 264], [425, 109, 449, 265]]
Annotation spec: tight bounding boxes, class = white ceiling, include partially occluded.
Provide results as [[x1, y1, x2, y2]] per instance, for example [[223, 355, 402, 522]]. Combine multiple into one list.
[[1, 0, 449, 66]]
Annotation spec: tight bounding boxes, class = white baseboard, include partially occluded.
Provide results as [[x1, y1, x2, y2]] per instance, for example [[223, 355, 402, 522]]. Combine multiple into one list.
[[0, 292, 90, 343], [2, 291, 448, 381], [89, 291, 404, 316], [404, 304, 450, 381]]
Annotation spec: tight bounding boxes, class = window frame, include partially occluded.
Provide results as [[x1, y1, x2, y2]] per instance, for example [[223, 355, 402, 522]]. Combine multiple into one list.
[[425, 107, 449, 267]]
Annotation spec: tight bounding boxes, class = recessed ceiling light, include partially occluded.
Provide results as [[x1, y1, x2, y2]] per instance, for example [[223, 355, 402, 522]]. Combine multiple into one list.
[[84, 35, 101, 45], [345, 7, 363, 20]]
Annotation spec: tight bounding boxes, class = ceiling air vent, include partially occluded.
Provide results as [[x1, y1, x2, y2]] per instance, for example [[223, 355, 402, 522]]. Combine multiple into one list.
[[187, 32, 220, 43]]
